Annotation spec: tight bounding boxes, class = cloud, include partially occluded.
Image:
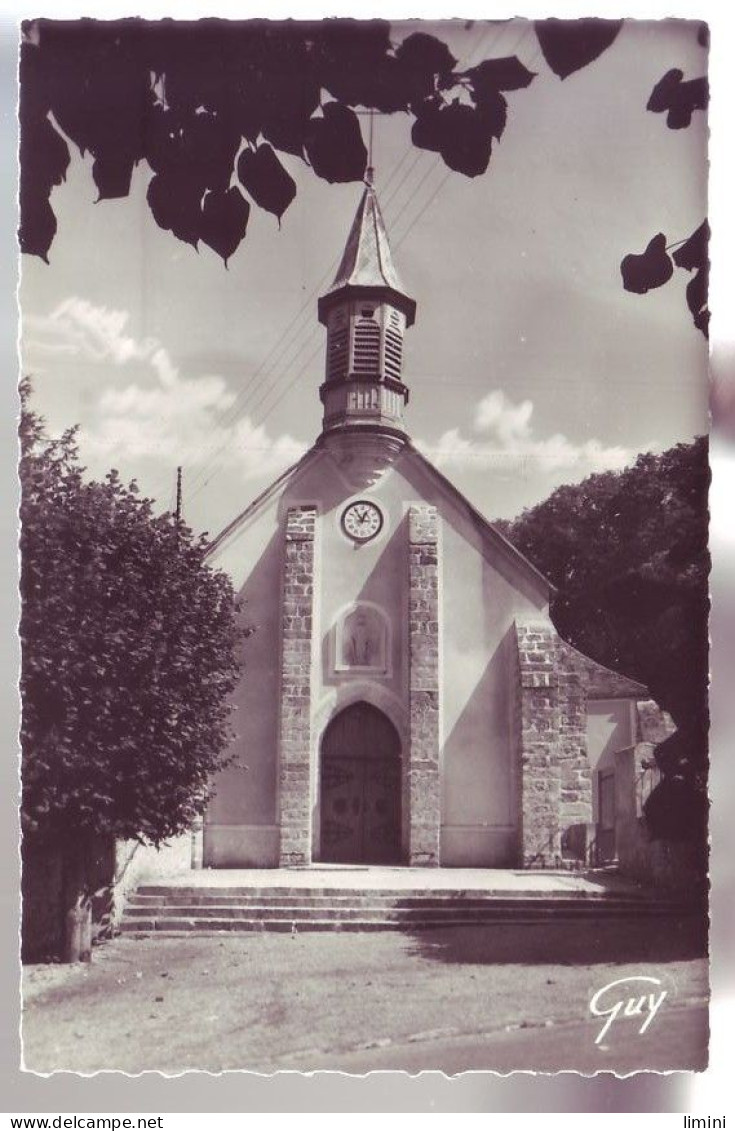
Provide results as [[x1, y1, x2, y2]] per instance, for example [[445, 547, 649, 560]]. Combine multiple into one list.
[[85, 374, 306, 483], [416, 389, 635, 476], [24, 297, 159, 366], [25, 297, 307, 487]]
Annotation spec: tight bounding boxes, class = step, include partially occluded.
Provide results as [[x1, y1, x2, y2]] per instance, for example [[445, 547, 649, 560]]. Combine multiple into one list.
[[125, 892, 694, 913], [118, 907, 697, 934], [122, 899, 688, 920], [134, 883, 660, 901]]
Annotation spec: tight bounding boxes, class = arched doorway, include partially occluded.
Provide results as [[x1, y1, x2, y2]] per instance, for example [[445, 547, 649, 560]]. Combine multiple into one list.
[[319, 702, 402, 864]]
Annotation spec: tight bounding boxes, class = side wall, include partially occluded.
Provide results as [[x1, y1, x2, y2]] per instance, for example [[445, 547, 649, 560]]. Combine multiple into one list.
[[515, 622, 592, 867]]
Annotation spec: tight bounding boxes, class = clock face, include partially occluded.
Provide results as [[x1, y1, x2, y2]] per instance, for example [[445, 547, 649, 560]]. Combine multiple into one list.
[[341, 500, 383, 543]]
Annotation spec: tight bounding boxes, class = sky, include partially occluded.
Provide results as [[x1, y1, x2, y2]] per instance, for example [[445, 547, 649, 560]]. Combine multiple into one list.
[[19, 18, 709, 540]]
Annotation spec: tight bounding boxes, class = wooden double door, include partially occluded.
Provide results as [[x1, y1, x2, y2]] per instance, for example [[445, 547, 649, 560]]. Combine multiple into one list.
[[319, 702, 402, 865]]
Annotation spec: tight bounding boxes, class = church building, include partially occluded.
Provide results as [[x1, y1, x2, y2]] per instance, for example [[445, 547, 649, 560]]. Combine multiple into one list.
[[202, 177, 664, 871]]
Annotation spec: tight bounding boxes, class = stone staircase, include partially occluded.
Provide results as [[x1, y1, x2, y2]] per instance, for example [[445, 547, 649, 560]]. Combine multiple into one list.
[[119, 882, 700, 935]]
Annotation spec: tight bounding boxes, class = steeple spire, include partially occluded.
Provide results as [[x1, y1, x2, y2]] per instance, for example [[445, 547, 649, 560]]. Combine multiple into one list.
[[317, 182, 417, 436]]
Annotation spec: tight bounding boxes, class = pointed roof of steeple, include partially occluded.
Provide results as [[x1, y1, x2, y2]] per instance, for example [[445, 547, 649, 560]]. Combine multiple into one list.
[[318, 182, 416, 326]]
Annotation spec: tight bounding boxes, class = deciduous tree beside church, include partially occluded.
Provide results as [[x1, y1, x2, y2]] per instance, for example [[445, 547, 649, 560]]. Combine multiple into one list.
[[19, 382, 243, 956]]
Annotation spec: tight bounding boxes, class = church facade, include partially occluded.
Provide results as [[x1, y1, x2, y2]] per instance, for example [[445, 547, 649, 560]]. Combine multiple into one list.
[[202, 180, 663, 871]]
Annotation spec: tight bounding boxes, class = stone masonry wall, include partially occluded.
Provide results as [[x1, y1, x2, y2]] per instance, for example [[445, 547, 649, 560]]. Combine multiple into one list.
[[278, 505, 316, 866], [407, 504, 441, 865], [515, 622, 591, 867]]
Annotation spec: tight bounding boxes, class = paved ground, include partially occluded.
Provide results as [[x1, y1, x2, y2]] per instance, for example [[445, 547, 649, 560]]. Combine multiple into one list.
[[22, 915, 708, 1075], [140, 865, 652, 895]]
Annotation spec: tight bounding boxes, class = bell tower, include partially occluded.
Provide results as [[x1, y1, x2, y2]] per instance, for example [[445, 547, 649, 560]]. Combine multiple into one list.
[[317, 173, 417, 436]]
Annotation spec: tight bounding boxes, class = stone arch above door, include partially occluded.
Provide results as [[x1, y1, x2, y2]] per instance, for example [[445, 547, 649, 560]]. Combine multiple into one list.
[[318, 701, 402, 865]]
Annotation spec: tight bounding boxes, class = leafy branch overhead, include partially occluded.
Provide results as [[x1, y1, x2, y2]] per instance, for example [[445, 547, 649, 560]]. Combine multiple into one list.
[[621, 222, 710, 337], [617, 37, 709, 336], [20, 18, 631, 263]]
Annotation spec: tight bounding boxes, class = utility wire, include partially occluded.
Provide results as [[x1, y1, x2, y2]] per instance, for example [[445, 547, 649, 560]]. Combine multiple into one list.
[[180, 139, 443, 499]]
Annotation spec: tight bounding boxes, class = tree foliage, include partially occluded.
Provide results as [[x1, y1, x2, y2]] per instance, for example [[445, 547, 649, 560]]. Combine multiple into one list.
[[19, 17, 645, 264], [496, 437, 710, 838], [19, 382, 244, 850]]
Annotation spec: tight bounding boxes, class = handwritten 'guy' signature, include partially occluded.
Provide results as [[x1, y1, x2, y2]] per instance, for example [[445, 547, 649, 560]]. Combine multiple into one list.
[[589, 975, 668, 1045]]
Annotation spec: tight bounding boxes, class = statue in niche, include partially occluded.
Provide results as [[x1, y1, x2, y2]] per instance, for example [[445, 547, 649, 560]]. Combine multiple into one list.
[[341, 606, 386, 670]]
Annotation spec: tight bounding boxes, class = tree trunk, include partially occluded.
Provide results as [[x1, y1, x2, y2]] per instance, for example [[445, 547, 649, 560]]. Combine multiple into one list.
[[62, 834, 93, 963]]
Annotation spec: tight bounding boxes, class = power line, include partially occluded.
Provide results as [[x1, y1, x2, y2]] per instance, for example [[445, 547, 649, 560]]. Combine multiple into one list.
[[180, 140, 441, 499]]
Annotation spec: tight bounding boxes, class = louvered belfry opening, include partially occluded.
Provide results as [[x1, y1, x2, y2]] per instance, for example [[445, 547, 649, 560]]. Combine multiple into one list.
[[384, 309, 404, 382], [327, 310, 349, 382], [353, 310, 381, 377]]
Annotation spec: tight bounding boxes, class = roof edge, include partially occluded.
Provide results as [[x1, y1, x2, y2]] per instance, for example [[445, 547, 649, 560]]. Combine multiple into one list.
[[404, 444, 555, 597], [203, 447, 321, 560]]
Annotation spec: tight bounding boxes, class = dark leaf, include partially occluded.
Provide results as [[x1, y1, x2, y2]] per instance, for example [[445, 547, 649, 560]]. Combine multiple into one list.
[[200, 186, 250, 264], [686, 270, 709, 338], [667, 80, 708, 128], [258, 58, 321, 156], [304, 103, 366, 184], [647, 69, 708, 129], [142, 105, 184, 176], [396, 31, 456, 76], [19, 38, 51, 126], [261, 118, 307, 160], [40, 22, 150, 161], [394, 32, 457, 102], [671, 221, 709, 272], [318, 20, 403, 109], [413, 96, 502, 163], [697, 23, 709, 49], [143, 107, 240, 194], [475, 89, 507, 141], [19, 116, 70, 195], [620, 233, 673, 294], [646, 68, 684, 112], [19, 188, 57, 262], [237, 144, 296, 222], [410, 99, 444, 153], [367, 56, 415, 113], [92, 154, 135, 201], [146, 172, 203, 247], [535, 18, 624, 80], [181, 112, 241, 193], [437, 103, 493, 178], [686, 269, 707, 317], [464, 56, 536, 94]]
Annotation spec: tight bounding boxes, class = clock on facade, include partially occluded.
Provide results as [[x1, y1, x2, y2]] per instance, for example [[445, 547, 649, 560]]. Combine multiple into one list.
[[341, 500, 383, 543]]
